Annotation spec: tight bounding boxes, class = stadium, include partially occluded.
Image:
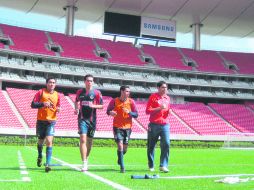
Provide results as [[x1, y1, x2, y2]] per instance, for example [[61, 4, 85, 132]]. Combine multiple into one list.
[[0, 0, 254, 189]]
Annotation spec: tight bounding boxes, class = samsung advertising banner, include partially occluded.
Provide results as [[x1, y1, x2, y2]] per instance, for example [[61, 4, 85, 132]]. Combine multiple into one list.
[[141, 17, 176, 41]]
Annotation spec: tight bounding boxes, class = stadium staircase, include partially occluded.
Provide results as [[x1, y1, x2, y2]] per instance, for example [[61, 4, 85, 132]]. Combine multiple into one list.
[[0, 24, 54, 55], [95, 39, 145, 66], [142, 45, 192, 70], [180, 48, 233, 74], [220, 51, 254, 75], [0, 90, 27, 135]]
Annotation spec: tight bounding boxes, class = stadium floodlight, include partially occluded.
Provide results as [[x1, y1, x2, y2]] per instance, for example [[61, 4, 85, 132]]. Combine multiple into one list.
[[222, 132, 254, 149]]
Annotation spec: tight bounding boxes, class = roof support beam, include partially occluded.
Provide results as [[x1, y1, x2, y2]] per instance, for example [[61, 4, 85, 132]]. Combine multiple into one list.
[[63, 2, 78, 36], [190, 23, 203, 51]]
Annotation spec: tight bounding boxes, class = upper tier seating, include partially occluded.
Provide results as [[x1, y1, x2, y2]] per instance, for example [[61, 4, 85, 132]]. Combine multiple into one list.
[[1, 24, 254, 76], [220, 51, 254, 75], [50, 32, 103, 62], [0, 90, 23, 128], [171, 102, 236, 135], [181, 48, 233, 74], [96, 39, 145, 66], [142, 45, 192, 70], [209, 103, 254, 133], [0, 43, 4, 49], [0, 24, 54, 55]]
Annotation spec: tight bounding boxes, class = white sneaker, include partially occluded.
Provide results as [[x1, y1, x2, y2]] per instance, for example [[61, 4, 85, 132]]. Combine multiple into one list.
[[81, 161, 88, 172], [149, 167, 155, 172], [159, 167, 169, 173]]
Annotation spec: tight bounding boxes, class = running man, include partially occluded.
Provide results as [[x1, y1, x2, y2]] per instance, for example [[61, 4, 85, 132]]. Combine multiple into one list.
[[31, 77, 61, 172], [75, 74, 103, 172], [146, 81, 170, 173], [107, 85, 138, 173]]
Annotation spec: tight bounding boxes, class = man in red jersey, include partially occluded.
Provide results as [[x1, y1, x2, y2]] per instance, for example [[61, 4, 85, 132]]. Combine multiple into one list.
[[146, 81, 170, 173], [107, 85, 138, 173], [75, 74, 103, 172], [31, 77, 61, 173]]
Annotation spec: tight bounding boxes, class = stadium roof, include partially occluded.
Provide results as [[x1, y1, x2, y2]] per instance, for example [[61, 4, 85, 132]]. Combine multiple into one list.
[[0, 0, 254, 38]]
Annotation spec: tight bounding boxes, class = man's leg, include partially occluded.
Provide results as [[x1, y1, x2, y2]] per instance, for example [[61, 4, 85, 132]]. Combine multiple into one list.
[[37, 139, 44, 167], [45, 135, 53, 172], [86, 137, 93, 158], [123, 144, 128, 155], [147, 123, 160, 170], [123, 129, 131, 155], [44, 122, 55, 173], [117, 141, 125, 173], [80, 134, 88, 171], [159, 124, 170, 173], [113, 128, 125, 173], [36, 121, 44, 167]]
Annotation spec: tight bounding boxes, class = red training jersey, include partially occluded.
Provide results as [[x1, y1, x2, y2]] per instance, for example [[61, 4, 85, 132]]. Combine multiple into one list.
[[146, 93, 170, 125]]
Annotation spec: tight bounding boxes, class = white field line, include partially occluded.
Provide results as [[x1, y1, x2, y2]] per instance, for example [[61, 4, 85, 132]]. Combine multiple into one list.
[[169, 163, 254, 167], [17, 150, 31, 182], [52, 164, 117, 167], [160, 174, 254, 179], [26, 147, 254, 183], [0, 151, 31, 182], [27, 147, 130, 190], [0, 179, 25, 182], [50, 163, 254, 167], [61, 163, 254, 167]]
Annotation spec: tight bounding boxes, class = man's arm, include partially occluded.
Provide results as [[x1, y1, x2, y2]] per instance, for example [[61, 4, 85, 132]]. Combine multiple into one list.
[[106, 99, 117, 117], [74, 89, 81, 115], [128, 99, 138, 118], [146, 95, 164, 114], [56, 94, 61, 113], [74, 101, 79, 115], [90, 103, 103, 109], [91, 90, 103, 109], [31, 90, 44, 109]]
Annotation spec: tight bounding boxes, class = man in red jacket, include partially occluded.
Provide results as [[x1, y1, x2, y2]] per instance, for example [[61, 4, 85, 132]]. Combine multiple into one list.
[[146, 81, 170, 173]]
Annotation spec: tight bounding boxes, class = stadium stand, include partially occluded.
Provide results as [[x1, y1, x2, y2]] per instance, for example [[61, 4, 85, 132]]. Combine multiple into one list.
[[6, 88, 37, 129], [6, 88, 78, 130], [0, 24, 54, 55], [95, 39, 145, 66], [0, 23, 254, 139], [209, 103, 254, 133], [49, 32, 104, 62], [69, 94, 145, 134], [247, 103, 254, 111], [220, 51, 254, 75], [171, 102, 237, 135], [0, 90, 23, 129], [180, 48, 233, 74], [1, 87, 253, 136], [142, 45, 192, 70], [0, 43, 4, 49], [135, 100, 195, 134]]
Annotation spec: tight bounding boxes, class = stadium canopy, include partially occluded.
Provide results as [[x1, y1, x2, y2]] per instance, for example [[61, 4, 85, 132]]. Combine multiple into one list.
[[0, 0, 254, 38]]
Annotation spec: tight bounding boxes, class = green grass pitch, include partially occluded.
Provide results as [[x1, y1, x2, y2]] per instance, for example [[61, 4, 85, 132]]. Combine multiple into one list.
[[0, 145, 254, 190]]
